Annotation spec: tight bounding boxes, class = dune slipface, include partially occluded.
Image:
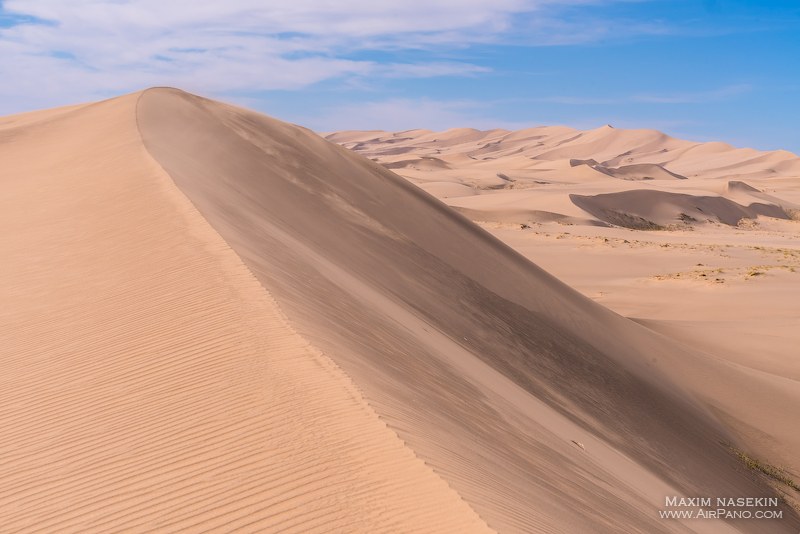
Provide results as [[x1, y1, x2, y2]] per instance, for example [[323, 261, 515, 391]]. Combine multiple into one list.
[[133, 88, 798, 533]]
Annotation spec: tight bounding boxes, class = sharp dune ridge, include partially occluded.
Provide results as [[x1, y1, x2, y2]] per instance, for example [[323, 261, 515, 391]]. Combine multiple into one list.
[[2, 87, 799, 533]]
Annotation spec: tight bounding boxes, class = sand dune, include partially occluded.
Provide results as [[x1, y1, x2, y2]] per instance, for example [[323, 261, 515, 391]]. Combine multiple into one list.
[[598, 163, 687, 181], [383, 156, 451, 171], [571, 189, 793, 228], [568, 159, 688, 181], [333, 125, 800, 228], [3, 88, 799, 533], [136, 89, 798, 532], [332, 123, 800, 529], [0, 92, 490, 533]]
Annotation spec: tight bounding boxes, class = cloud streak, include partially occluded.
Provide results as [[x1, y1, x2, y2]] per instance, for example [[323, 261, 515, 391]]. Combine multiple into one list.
[[0, 2, 535, 96], [302, 97, 535, 133], [0, 0, 659, 111]]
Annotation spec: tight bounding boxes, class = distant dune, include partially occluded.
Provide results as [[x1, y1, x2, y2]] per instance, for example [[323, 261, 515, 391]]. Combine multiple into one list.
[[2, 89, 799, 533], [572, 161, 689, 181], [571, 190, 793, 229], [330, 126, 800, 230]]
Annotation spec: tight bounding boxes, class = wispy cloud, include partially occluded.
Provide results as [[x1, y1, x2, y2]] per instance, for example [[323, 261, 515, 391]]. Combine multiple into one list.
[[302, 98, 533, 133], [380, 62, 491, 78], [0, 0, 663, 112]]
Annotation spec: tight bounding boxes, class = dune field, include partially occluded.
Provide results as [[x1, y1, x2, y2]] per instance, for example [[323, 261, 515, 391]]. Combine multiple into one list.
[[2, 88, 799, 533], [328, 128, 800, 402]]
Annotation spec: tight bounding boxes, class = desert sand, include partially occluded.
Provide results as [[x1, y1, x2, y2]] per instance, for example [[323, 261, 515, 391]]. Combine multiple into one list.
[[326, 128, 800, 393], [0, 92, 489, 533], [1, 88, 798, 533], [329, 125, 800, 524]]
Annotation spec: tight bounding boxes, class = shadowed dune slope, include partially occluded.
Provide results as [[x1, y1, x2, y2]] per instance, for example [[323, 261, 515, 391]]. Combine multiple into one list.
[[0, 93, 492, 533], [138, 88, 800, 533], [570, 160, 688, 181], [597, 163, 688, 181], [571, 190, 792, 228]]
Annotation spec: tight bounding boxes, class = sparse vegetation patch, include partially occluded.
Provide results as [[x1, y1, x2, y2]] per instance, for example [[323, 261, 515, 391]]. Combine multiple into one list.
[[729, 446, 800, 493]]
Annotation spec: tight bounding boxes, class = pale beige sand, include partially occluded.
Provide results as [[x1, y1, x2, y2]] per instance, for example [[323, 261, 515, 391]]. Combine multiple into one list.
[[485, 224, 800, 478], [133, 89, 799, 532], [0, 94, 491, 533]]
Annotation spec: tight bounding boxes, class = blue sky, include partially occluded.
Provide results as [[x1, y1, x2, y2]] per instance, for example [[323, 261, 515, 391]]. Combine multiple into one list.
[[1, 0, 798, 152]]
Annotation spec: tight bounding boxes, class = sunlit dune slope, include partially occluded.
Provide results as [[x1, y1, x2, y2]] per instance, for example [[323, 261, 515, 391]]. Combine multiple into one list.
[[138, 88, 800, 533], [0, 93, 491, 533]]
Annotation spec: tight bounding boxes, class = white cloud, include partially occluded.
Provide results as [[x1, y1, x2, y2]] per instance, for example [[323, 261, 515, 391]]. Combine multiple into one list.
[[380, 62, 491, 78], [0, 1, 534, 107], [0, 0, 642, 112], [3, 1, 534, 40], [301, 98, 534, 132]]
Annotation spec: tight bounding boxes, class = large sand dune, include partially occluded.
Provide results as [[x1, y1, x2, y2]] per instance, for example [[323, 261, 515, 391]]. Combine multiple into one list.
[[2, 89, 798, 532], [136, 89, 797, 532], [0, 92, 489, 533]]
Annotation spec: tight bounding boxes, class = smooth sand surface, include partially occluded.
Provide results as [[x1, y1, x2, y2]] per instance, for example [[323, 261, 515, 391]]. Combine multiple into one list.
[[0, 93, 490, 533], [3, 89, 798, 533]]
